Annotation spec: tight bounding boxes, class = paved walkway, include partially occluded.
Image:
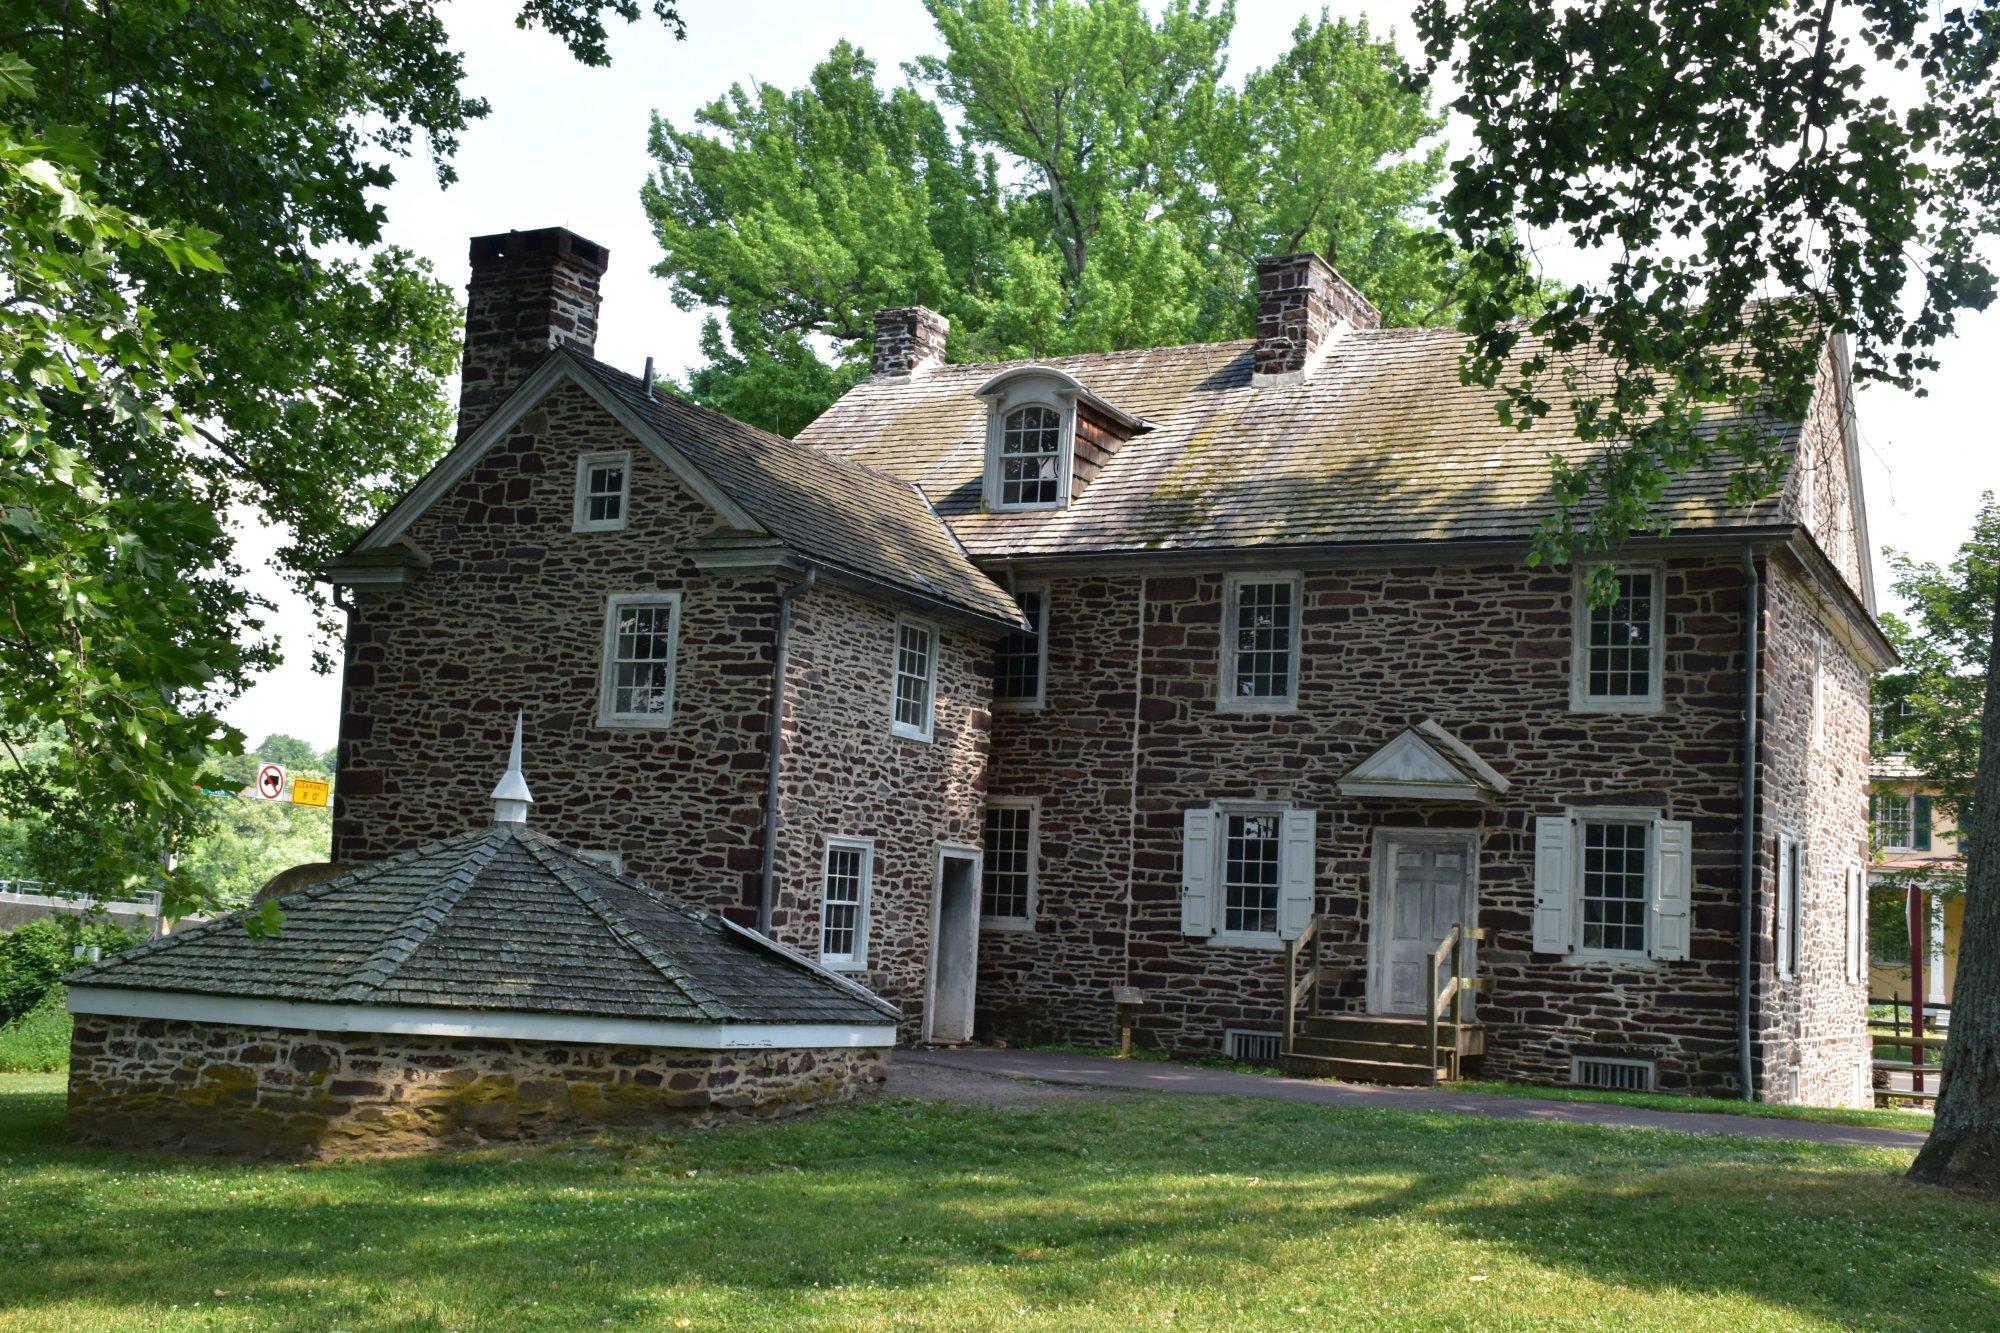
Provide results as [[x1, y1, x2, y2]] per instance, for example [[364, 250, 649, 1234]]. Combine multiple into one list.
[[897, 1047, 1930, 1150]]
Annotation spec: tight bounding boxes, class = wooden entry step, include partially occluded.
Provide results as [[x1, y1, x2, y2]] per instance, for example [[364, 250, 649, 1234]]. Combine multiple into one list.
[[1281, 1012, 1485, 1086]]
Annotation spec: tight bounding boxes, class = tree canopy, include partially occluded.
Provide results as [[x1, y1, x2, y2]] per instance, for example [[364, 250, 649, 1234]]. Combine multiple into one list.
[[1415, 0, 2000, 1189], [0, 2, 679, 915], [644, 1, 1459, 435]]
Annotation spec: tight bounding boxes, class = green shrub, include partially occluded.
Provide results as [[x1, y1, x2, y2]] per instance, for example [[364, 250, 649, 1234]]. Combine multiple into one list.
[[0, 918, 141, 1024], [0, 987, 73, 1073]]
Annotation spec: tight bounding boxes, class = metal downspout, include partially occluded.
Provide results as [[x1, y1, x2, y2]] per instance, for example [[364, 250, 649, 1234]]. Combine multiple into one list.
[[758, 567, 817, 936], [1738, 545, 1762, 1100]]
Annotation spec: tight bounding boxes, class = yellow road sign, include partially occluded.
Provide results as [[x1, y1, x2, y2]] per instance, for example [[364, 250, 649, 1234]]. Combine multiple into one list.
[[290, 777, 331, 809]]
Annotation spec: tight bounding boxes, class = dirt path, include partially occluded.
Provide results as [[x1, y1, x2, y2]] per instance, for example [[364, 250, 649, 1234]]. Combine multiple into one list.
[[893, 1047, 1930, 1150]]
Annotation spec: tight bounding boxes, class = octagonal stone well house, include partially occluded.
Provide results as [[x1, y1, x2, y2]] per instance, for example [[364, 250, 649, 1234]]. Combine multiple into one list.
[[63, 815, 898, 1159]]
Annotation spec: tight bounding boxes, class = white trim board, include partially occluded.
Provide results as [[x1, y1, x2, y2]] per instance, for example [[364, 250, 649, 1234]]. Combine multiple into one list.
[[66, 987, 896, 1051]]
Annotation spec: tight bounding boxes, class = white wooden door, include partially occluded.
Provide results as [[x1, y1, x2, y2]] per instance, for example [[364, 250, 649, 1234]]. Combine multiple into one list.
[[1380, 841, 1470, 1015]]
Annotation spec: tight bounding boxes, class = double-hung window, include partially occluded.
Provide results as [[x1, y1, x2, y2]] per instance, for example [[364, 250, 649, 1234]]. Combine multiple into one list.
[[1221, 573, 1301, 710], [1572, 568, 1664, 711], [1179, 804, 1317, 946], [573, 451, 630, 532], [981, 800, 1037, 928], [996, 405, 1064, 508], [1532, 808, 1691, 962], [1872, 793, 1914, 850], [994, 587, 1047, 708], [820, 838, 873, 969], [598, 592, 680, 727], [892, 616, 938, 741], [1777, 832, 1805, 980], [1579, 819, 1650, 955]]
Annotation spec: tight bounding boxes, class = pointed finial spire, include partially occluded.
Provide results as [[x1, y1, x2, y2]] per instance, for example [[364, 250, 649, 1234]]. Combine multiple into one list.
[[491, 712, 534, 825]]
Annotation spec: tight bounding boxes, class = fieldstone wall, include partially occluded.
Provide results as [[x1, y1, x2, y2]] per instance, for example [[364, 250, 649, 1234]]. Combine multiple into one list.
[[769, 587, 992, 1038], [67, 1016, 888, 1159], [1755, 563, 1873, 1105], [983, 554, 1792, 1097], [336, 379, 783, 914]]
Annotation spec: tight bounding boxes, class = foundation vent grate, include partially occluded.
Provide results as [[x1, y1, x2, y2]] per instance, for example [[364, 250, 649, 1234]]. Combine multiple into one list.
[[1570, 1056, 1655, 1092]]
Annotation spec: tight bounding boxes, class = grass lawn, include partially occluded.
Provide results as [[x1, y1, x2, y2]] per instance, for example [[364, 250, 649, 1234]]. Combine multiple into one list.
[[1, 1074, 1995, 1329]]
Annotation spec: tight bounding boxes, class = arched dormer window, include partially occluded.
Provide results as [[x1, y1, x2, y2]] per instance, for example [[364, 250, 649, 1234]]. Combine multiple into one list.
[[976, 364, 1150, 514], [1000, 404, 1063, 507]]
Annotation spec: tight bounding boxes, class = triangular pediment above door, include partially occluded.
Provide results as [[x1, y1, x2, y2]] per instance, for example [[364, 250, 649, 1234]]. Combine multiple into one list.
[[1338, 720, 1511, 804]]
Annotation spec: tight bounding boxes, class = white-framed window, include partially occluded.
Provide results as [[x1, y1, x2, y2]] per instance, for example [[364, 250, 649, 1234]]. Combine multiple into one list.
[[1578, 818, 1651, 957], [819, 837, 874, 970], [995, 404, 1064, 508], [993, 585, 1047, 709], [1179, 803, 1316, 948], [980, 798, 1037, 929], [1571, 567, 1665, 712], [1532, 808, 1691, 962], [577, 850, 624, 875], [1220, 573, 1302, 711], [573, 450, 631, 532], [1777, 831, 1804, 981], [1872, 792, 1914, 850], [1846, 860, 1867, 983], [597, 592, 681, 728], [891, 616, 939, 741]]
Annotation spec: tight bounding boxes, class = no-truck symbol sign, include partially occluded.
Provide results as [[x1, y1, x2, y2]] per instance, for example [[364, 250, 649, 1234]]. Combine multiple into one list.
[[255, 763, 287, 801]]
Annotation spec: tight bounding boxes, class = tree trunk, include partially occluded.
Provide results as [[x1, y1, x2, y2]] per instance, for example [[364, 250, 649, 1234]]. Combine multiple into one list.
[[1910, 577, 2000, 1189]]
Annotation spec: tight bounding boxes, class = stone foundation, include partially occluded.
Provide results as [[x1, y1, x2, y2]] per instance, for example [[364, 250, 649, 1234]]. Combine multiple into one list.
[[67, 1016, 889, 1159]]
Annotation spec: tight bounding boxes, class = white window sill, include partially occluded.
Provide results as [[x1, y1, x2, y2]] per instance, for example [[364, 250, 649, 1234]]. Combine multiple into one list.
[[987, 501, 1064, 514], [1215, 699, 1299, 715], [992, 698, 1046, 713], [822, 959, 869, 974], [1570, 950, 1657, 968], [891, 723, 934, 743], [980, 917, 1034, 934], [1571, 697, 1665, 715], [572, 519, 628, 534], [597, 713, 674, 730], [1207, 931, 1283, 952]]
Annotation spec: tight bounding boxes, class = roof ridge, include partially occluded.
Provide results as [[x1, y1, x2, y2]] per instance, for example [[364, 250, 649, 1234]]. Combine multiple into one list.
[[68, 833, 480, 985], [517, 833, 735, 1021], [576, 350, 932, 496], [329, 829, 509, 1003]]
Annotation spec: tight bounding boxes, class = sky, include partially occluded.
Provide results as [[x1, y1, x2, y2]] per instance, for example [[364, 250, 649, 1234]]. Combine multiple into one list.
[[224, 0, 2000, 752]]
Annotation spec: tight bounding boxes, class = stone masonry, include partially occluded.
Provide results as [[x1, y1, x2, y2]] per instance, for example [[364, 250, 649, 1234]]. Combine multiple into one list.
[[871, 305, 950, 377], [456, 228, 607, 440], [67, 1015, 887, 1159], [1251, 252, 1380, 381]]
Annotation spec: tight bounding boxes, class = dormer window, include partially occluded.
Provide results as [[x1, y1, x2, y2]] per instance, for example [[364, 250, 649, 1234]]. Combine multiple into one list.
[[1000, 405, 1063, 507], [976, 365, 1149, 514]]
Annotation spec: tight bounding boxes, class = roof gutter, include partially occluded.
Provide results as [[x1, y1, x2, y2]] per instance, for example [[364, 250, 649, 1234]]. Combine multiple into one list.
[[1738, 542, 1763, 1101], [758, 567, 817, 937]]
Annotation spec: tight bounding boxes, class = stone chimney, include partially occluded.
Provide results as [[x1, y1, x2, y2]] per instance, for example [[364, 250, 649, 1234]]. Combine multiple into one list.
[[458, 227, 609, 438], [872, 305, 950, 377], [1251, 252, 1379, 385]]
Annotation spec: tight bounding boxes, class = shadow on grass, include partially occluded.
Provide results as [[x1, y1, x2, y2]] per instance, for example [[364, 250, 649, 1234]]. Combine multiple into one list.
[[0, 1077, 1994, 1329]]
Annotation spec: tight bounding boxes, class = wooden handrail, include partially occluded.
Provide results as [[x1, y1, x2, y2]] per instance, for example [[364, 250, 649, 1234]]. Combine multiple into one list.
[[1282, 915, 1326, 1056], [1425, 922, 1463, 1070]]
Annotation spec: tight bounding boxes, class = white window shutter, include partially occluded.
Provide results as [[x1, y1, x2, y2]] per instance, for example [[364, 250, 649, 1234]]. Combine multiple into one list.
[[1651, 818, 1692, 961], [1279, 808, 1317, 939], [1181, 807, 1217, 937], [1776, 837, 1796, 979], [1533, 816, 1574, 954]]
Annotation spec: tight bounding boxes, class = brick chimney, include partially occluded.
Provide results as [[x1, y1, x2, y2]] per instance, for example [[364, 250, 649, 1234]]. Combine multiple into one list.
[[1252, 252, 1378, 385], [458, 227, 609, 438], [872, 305, 950, 377]]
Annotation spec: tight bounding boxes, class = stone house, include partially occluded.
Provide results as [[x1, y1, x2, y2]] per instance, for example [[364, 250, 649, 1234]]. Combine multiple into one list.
[[323, 226, 1892, 1107]]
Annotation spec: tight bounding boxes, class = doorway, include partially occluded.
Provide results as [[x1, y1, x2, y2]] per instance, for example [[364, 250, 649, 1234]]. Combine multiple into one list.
[[925, 846, 982, 1044], [1369, 831, 1479, 1015]]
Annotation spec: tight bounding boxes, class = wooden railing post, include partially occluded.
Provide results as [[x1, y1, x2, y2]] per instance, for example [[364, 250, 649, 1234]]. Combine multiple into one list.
[[1283, 932, 1299, 1057]]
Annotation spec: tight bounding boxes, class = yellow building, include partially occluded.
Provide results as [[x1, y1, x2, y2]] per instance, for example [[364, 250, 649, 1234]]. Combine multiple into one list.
[[1867, 756, 1963, 1010]]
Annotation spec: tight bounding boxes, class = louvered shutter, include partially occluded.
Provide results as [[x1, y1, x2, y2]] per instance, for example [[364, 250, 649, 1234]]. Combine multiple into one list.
[[1651, 819, 1692, 961], [1181, 807, 1217, 937], [1278, 808, 1317, 939], [1533, 815, 1574, 953], [1914, 796, 1934, 851], [1776, 836, 1796, 979]]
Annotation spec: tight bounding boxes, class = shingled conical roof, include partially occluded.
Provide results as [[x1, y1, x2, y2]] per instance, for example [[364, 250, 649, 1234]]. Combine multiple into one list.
[[68, 826, 896, 1027]]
